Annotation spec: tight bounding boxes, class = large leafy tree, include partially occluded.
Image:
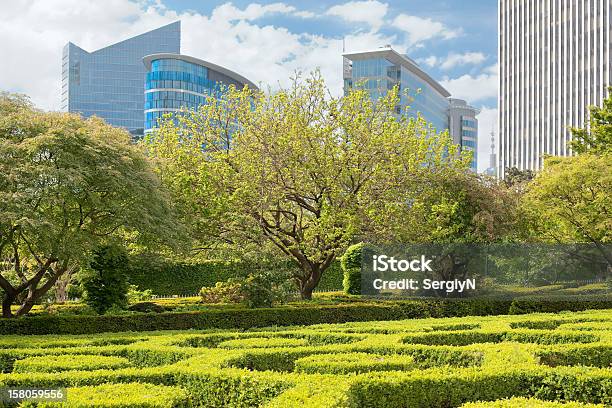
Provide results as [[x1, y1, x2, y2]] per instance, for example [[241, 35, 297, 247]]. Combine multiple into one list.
[[569, 86, 612, 154], [521, 87, 612, 275], [0, 93, 177, 317], [146, 73, 468, 299], [522, 154, 611, 271]]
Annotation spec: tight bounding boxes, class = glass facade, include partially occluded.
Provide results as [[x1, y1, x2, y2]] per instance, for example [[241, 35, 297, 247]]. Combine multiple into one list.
[[61, 22, 181, 137], [144, 56, 254, 133], [345, 52, 450, 133], [449, 98, 479, 172], [460, 116, 478, 171]]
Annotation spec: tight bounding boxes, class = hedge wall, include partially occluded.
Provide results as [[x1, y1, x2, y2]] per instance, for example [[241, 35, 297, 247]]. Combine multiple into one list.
[[127, 256, 344, 295], [1, 297, 610, 335]]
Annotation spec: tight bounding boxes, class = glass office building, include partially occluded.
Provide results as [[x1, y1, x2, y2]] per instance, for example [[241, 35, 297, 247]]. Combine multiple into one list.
[[61, 22, 181, 137], [143, 54, 258, 133], [343, 47, 479, 171], [343, 47, 451, 133], [449, 98, 480, 172]]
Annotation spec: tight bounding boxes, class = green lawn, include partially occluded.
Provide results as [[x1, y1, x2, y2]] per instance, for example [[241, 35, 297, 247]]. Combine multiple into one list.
[[0, 309, 611, 407]]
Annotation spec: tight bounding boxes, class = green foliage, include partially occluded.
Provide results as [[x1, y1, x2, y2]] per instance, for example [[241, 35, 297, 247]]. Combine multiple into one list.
[[0, 310, 611, 407], [200, 281, 245, 304], [569, 86, 612, 155], [81, 245, 130, 315], [127, 255, 343, 296], [295, 352, 414, 374], [127, 284, 154, 303], [13, 355, 132, 373], [0, 297, 610, 335], [35, 383, 190, 408], [522, 154, 611, 273], [342, 243, 365, 295], [242, 271, 294, 308], [0, 93, 178, 318], [460, 397, 603, 407], [146, 72, 469, 299]]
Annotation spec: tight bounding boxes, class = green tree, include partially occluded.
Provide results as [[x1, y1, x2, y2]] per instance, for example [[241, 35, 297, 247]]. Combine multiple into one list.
[[522, 154, 611, 272], [0, 93, 178, 318], [146, 72, 468, 299], [81, 245, 130, 314], [569, 87, 612, 154]]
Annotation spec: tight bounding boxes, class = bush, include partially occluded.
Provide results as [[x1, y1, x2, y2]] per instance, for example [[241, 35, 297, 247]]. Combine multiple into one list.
[[33, 383, 190, 407], [127, 254, 344, 296], [342, 243, 365, 295], [200, 271, 293, 308], [1, 297, 610, 335], [295, 352, 415, 374], [0, 310, 611, 407], [460, 397, 603, 407], [127, 285, 153, 303], [13, 355, 132, 373], [81, 245, 130, 314], [199, 281, 245, 304]]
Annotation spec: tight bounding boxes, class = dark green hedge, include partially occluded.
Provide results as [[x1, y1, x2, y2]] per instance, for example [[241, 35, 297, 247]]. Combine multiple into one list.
[[1, 297, 610, 335], [127, 255, 343, 295]]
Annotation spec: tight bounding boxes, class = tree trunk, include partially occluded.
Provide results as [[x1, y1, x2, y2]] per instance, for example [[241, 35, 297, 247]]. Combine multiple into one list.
[[2, 292, 15, 318], [299, 262, 326, 300]]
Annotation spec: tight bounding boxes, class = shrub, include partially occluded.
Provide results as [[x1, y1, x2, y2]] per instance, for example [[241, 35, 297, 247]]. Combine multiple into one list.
[[33, 383, 190, 408], [0, 310, 611, 407], [127, 255, 344, 296], [242, 271, 293, 308], [295, 352, 415, 374], [219, 337, 309, 349], [81, 245, 130, 314], [13, 355, 132, 373], [341, 243, 365, 295], [459, 397, 603, 407], [127, 285, 154, 303], [199, 281, 245, 304]]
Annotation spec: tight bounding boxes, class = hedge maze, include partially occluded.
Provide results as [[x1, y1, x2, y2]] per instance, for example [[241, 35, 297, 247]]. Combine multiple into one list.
[[0, 310, 611, 407]]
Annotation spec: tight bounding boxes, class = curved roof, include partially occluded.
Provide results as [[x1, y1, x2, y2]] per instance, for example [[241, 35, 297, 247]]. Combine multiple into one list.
[[143, 53, 259, 90], [343, 47, 450, 98]]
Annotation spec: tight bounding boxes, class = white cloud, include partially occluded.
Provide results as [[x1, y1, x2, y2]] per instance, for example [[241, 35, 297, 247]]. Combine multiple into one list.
[[211, 2, 306, 21], [391, 14, 461, 46], [419, 56, 438, 67], [439, 52, 486, 70], [0, 0, 398, 110], [440, 64, 498, 103], [476, 107, 497, 173], [326, 1, 388, 30]]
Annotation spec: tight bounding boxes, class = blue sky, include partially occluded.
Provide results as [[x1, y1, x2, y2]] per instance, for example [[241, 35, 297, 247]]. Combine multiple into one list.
[[0, 0, 498, 170]]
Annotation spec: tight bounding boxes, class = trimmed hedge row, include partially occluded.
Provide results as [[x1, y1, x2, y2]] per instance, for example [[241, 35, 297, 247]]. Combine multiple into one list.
[[294, 352, 415, 374], [13, 355, 132, 373], [0, 309, 611, 407], [127, 256, 344, 295], [2, 297, 611, 335], [460, 398, 603, 407], [32, 382, 190, 408]]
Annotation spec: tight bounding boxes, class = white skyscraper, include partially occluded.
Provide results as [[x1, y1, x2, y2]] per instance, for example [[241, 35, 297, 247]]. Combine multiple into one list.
[[498, 0, 612, 178]]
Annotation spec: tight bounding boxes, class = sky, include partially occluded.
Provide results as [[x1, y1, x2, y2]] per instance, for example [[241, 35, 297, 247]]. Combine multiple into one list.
[[0, 0, 498, 171]]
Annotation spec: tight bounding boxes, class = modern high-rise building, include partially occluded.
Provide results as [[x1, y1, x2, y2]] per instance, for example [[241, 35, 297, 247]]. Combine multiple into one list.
[[498, 1, 612, 178], [344, 47, 479, 172], [143, 54, 258, 133], [449, 99, 479, 172], [343, 47, 450, 132], [61, 22, 180, 137]]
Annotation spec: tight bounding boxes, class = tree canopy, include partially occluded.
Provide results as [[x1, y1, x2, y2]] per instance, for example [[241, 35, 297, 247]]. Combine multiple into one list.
[[569, 86, 612, 154], [522, 154, 611, 271], [0, 93, 178, 317], [145, 73, 472, 299]]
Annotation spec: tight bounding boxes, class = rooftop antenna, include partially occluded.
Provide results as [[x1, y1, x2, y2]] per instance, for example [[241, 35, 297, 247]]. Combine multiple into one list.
[[342, 37, 345, 53]]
